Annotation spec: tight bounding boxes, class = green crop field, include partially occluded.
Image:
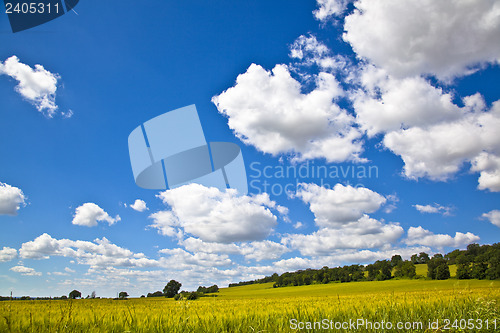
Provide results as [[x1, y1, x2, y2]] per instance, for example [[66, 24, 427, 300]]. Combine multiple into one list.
[[1, 279, 499, 332]]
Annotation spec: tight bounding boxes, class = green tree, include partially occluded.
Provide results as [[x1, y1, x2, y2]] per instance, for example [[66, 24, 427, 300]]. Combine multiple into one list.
[[399, 261, 416, 278], [428, 257, 449, 280], [119, 292, 128, 299], [435, 263, 450, 280], [456, 254, 472, 279], [391, 255, 403, 267], [375, 260, 392, 281], [418, 252, 430, 264], [163, 280, 182, 298], [410, 254, 419, 264], [486, 247, 500, 279], [69, 290, 81, 299]]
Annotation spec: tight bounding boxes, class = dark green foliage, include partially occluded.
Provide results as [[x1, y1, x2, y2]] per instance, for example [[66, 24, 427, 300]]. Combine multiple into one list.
[[394, 261, 416, 278], [69, 290, 81, 299], [427, 257, 449, 280], [411, 252, 430, 264], [435, 263, 450, 280], [146, 291, 164, 298], [175, 291, 201, 301], [164, 280, 182, 298], [197, 285, 219, 294], [391, 255, 403, 267], [118, 292, 128, 299], [232, 243, 500, 289]]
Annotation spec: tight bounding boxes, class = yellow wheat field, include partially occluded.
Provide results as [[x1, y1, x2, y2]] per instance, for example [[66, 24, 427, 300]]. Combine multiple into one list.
[[0, 280, 499, 332]]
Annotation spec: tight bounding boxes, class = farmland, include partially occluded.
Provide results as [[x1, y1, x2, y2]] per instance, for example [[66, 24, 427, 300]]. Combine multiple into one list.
[[1, 278, 498, 332]]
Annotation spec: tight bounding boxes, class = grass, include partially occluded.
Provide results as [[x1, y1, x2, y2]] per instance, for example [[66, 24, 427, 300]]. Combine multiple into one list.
[[0, 279, 498, 332]]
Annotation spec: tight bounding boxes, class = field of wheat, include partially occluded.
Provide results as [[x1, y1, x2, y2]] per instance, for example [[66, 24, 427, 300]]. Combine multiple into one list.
[[0, 279, 498, 332]]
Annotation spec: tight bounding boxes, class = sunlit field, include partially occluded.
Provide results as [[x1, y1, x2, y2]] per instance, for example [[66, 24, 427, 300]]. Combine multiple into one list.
[[1, 279, 498, 332]]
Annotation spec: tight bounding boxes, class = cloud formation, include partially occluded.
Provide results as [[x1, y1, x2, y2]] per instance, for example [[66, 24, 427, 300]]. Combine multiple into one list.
[[0, 56, 60, 117], [0, 182, 26, 216], [129, 199, 148, 212], [343, 0, 500, 79], [294, 183, 387, 228], [212, 63, 364, 163], [10, 265, 42, 276], [0, 247, 17, 262], [414, 204, 452, 216], [405, 226, 479, 248], [72, 203, 121, 227], [482, 210, 500, 228], [151, 184, 285, 243]]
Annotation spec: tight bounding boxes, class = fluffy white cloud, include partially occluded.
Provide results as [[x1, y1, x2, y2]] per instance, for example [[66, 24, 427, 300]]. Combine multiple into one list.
[[353, 67, 465, 137], [158, 248, 232, 267], [10, 265, 42, 276], [282, 216, 404, 256], [129, 199, 148, 212], [294, 183, 386, 228], [383, 100, 500, 187], [314, 0, 349, 21], [0, 182, 26, 216], [482, 210, 500, 228], [343, 0, 500, 79], [284, 183, 404, 256], [405, 226, 479, 248], [72, 203, 121, 227], [471, 152, 500, 192], [151, 184, 283, 243], [212, 63, 364, 163], [414, 204, 452, 216], [0, 247, 17, 262], [181, 237, 241, 255], [0, 56, 60, 117], [180, 237, 289, 262], [19, 233, 155, 268], [289, 35, 348, 71]]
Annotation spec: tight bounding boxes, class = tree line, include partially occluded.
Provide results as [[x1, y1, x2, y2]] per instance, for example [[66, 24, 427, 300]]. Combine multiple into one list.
[[1, 280, 219, 301], [229, 243, 500, 288]]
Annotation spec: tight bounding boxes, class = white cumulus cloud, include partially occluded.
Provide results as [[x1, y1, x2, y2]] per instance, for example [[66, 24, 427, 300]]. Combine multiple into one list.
[[405, 226, 479, 248], [129, 199, 148, 212], [482, 210, 500, 228], [0, 247, 17, 262], [72, 203, 121, 227], [0, 56, 60, 117], [10, 265, 42, 276], [294, 183, 387, 228], [151, 184, 284, 243], [282, 216, 404, 256], [0, 182, 26, 216], [212, 63, 364, 163], [383, 99, 500, 188], [343, 0, 500, 80], [19, 233, 156, 268], [414, 204, 452, 216], [314, 0, 349, 21]]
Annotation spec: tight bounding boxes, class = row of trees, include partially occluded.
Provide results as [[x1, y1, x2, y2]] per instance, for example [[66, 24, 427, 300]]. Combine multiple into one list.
[[451, 243, 500, 280], [146, 280, 183, 298], [2, 280, 210, 301], [230, 243, 499, 289]]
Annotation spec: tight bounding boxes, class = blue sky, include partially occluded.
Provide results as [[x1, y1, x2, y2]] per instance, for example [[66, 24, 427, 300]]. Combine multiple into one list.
[[1, 0, 499, 298]]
